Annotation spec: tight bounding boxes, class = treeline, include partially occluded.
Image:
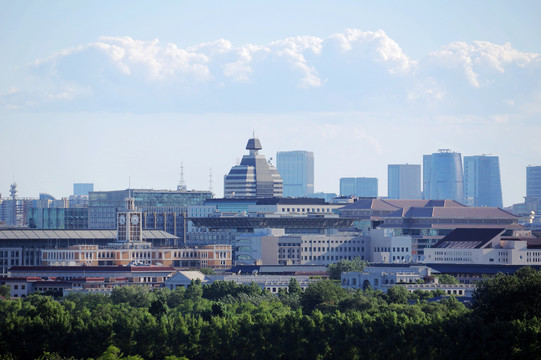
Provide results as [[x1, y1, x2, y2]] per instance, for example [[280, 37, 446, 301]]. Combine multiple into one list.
[[1, 268, 541, 360]]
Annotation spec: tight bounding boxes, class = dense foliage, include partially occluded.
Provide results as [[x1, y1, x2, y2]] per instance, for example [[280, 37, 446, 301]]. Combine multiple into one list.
[[327, 257, 367, 280], [1, 268, 541, 360]]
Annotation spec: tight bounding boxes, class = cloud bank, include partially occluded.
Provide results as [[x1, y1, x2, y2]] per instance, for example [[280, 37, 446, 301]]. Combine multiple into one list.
[[2, 29, 540, 115]]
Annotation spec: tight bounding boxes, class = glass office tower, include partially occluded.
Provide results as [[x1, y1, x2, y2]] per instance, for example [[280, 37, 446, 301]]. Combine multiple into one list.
[[526, 166, 541, 213], [527, 166, 541, 199], [388, 164, 421, 199], [423, 149, 464, 203], [276, 151, 314, 197], [464, 155, 503, 208]]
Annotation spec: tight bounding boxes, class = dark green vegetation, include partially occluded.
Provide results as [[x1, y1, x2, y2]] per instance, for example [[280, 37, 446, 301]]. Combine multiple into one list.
[[326, 257, 367, 280], [2, 268, 541, 360]]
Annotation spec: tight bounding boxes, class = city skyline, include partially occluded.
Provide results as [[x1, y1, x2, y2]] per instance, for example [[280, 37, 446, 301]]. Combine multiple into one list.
[[1, 1, 540, 206]]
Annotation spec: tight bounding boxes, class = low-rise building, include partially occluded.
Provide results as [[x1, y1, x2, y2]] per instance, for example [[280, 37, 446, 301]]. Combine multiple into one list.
[[165, 270, 319, 294], [423, 227, 541, 266], [341, 266, 431, 291]]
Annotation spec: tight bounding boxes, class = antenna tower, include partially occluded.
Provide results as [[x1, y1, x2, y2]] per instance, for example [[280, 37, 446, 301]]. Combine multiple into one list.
[[177, 162, 187, 191], [209, 168, 213, 193]]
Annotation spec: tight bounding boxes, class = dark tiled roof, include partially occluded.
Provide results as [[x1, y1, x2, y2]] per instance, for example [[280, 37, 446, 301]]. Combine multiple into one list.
[[432, 228, 505, 249], [426, 263, 541, 275], [432, 207, 516, 219]]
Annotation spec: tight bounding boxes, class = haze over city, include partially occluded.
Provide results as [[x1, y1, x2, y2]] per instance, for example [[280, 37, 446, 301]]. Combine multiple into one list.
[[1, 1, 540, 206]]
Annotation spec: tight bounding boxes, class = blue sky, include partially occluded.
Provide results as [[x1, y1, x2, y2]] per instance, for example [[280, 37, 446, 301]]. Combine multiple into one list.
[[1, 1, 540, 206]]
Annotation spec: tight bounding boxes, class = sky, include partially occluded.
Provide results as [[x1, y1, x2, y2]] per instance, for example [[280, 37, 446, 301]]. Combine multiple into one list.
[[0, 1, 540, 206]]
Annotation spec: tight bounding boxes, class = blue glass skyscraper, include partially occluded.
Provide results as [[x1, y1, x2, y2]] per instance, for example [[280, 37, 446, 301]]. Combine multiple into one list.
[[464, 155, 503, 208], [526, 166, 541, 213], [423, 149, 464, 203], [276, 151, 314, 197]]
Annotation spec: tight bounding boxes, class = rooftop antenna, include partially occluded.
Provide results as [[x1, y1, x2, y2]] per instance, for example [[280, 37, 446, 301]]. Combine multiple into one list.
[[177, 162, 187, 191], [209, 168, 213, 194]]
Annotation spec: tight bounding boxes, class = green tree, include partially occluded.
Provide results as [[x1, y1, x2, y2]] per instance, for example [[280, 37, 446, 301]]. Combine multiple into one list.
[[473, 267, 541, 322], [301, 279, 349, 313], [185, 279, 203, 301], [288, 277, 303, 294], [111, 286, 155, 308], [198, 267, 216, 275], [435, 274, 460, 284], [97, 345, 144, 360], [386, 285, 410, 304], [149, 296, 168, 318], [0, 285, 9, 299], [327, 257, 367, 280]]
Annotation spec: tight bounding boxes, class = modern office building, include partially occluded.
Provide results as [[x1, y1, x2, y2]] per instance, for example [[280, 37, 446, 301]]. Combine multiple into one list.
[[28, 207, 89, 229], [224, 137, 283, 198], [73, 183, 94, 196], [463, 155, 503, 208], [423, 149, 464, 203], [340, 177, 378, 198], [276, 151, 314, 197], [388, 164, 421, 200], [88, 188, 212, 232], [526, 166, 541, 213]]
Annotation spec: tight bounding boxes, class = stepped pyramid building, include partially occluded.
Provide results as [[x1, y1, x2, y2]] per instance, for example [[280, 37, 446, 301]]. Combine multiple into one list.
[[224, 137, 283, 198]]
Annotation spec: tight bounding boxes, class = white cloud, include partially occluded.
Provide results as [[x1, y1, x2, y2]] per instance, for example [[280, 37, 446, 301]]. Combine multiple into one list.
[[326, 29, 415, 74], [2, 29, 539, 115], [427, 41, 540, 87]]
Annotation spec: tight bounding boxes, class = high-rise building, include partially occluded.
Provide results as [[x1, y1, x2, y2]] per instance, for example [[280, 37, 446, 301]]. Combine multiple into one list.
[[422, 155, 432, 200], [527, 166, 541, 199], [224, 137, 283, 198], [423, 149, 464, 203], [526, 166, 541, 213], [276, 151, 314, 197], [388, 164, 421, 199], [73, 183, 94, 196], [340, 177, 378, 198], [464, 155, 503, 208]]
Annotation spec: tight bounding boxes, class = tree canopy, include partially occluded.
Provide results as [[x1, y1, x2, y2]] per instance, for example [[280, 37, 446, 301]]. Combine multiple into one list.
[[1, 269, 541, 360], [327, 257, 367, 280]]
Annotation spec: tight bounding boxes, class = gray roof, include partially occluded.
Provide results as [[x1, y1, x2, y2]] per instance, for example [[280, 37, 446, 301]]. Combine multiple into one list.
[[341, 199, 465, 212], [246, 137, 263, 150], [383, 206, 517, 219], [0, 229, 178, 240], [433, 228, 505, 249]]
